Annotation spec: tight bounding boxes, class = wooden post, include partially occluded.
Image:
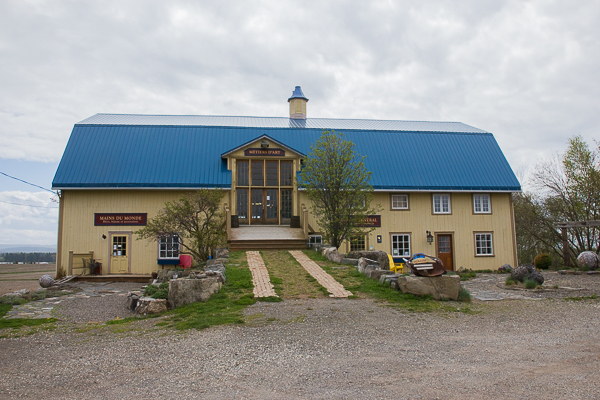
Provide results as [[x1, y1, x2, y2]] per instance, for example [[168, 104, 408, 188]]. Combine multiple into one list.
[[225, 205, 231, 241], [68, 251, 74, 276], [562, 227, 570, 267]]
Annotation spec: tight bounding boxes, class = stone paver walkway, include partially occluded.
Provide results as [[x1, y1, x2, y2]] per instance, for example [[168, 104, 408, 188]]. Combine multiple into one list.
[[289, 251, 353, 298], [246, 251, 278, 298]]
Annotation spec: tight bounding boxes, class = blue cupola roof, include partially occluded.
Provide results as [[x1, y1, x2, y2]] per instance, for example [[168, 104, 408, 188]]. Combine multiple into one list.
[[287, 86, 309, 102]]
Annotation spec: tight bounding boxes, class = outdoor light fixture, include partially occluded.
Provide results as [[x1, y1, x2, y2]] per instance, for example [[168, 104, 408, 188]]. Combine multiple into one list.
[[102, 234, 107, 240], [426, 231, 433, 245], [261, 140, 270, 148]]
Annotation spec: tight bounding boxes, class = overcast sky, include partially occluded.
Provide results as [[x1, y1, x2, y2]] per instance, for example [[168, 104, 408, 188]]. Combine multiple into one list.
[[1, 0, 599, 246]]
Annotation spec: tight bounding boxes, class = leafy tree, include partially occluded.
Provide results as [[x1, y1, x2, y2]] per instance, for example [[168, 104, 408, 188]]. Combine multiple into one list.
[[515, 136, 600, 265], [135, 190, 226, 262], [299, 130, 380, 249]]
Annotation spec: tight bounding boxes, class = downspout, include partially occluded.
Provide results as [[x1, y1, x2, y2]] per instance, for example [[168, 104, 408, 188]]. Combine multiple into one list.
[[56, 190, 65, 278]]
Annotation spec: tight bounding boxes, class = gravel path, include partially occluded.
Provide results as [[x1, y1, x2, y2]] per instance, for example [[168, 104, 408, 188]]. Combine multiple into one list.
[[1, 275, 600, 399]]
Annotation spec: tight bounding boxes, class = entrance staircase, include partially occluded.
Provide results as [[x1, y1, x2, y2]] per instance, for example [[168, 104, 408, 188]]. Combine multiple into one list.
[[228, 226, 307, 250]]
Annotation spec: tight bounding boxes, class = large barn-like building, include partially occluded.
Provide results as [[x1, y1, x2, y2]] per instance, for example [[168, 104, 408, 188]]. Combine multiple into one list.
[[52, 86, 520, 277]]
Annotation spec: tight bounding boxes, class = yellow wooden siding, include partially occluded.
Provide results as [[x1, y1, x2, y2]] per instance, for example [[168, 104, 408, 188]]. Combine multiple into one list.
[[58, 190, 231, 275], [299, 192, 516, 270]]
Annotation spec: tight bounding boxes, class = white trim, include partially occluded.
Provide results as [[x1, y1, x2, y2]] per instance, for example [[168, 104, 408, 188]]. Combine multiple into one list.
[[298, 188, 521, 193]]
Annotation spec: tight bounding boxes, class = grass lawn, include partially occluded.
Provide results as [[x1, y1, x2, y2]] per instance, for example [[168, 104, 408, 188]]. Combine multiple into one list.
[[300, 250, 476, 314], [157, 251, 257, 330], [260, 250, 326, 299]]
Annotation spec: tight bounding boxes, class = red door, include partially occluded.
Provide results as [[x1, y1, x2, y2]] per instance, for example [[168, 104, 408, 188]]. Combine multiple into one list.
[[437, 234, 453, 271]]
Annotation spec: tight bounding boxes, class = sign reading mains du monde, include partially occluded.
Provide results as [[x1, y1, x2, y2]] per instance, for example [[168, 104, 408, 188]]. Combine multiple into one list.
[[94, 213, 147, 226]]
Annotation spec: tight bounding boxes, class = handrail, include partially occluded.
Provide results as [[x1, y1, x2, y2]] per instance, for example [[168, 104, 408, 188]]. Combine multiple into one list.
[[301, 204, 309, 239], [225, 205, 231, 241]]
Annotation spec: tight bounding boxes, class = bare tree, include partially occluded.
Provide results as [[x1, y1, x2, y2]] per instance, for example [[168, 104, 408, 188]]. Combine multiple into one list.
[[135, 190, 226, 262]]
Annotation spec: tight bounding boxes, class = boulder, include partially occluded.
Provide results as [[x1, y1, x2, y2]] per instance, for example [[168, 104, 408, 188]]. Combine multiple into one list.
[[213, 248, 230, 259], [205, 263, 226, 275], [364, 265, 377, 278], [134, 297, 167, 315], [127, 294, 139, 311], [357, 257, 378, 274], [168, 277, 221, 309], [206, 258, 228, 267], [147, 299, 167, 314], [326, 249, 344, 263], [397, 275, 461, 300], [347, 251, 390, 270], [511, 264, 536, 282], [371, 269, 394, 281], [39, 274, 55, 288], [528, 271, 545, 285], [577, 251, 600, 270], [341, 258, 359, 266], [498, 264, 513, 273], [321, 247, 337, 257]]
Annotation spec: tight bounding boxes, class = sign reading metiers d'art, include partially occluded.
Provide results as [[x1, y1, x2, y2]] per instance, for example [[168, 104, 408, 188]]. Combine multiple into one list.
[[94, 213, 147, 226], [244, 148, 285, 156]]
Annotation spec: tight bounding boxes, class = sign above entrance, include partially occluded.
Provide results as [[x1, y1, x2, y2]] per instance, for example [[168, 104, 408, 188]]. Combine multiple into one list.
[[244, 148, 285, 157], [358, 215, 381, 227], [95, 213, 147, 226]]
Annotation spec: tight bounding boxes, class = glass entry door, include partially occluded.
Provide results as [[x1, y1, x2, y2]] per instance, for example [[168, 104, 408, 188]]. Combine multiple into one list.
[[251, 189, 264, 223], [265, 189, 278, 224]]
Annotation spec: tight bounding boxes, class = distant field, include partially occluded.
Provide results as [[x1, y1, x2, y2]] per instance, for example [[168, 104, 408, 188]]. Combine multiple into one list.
[[0, 263, 55, 295]]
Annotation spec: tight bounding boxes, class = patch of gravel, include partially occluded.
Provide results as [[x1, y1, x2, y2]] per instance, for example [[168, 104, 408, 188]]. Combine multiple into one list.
[[1, 296, 600, 399], [52, 282, 145, 323]]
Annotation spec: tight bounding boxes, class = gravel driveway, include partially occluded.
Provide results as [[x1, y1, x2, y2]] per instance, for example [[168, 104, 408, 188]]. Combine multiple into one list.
[[1, 274, 599, 399]]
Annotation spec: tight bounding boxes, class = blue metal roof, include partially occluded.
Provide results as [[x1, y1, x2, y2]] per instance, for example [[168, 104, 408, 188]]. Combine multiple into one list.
[[53, 118, 520, 191], [288, 86, 309, 102], [76, 114, 488, 133]]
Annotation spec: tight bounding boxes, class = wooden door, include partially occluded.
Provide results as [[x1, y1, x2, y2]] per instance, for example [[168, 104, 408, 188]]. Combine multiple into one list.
[[251, 189, 264, 224], [111, 235, 129, 273], [265, 189, 278, 224], [437, 234, 453, 271]]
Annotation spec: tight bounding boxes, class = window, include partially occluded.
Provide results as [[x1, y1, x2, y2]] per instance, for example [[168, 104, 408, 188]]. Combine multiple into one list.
[[391, 194, 409, 210], [237, 160, 249, 186], [350, 235, 366, 252], [473, 194, 491, 214], [280, 161, 293, 186], [251, 160, 264, 186], [159, 234, 180, 259], [433, 194, 451, 214], [391, 234, 411, 257], [266, 161, 278, 186], [475, 233, 493, 256], [308, 235, 322, 247]]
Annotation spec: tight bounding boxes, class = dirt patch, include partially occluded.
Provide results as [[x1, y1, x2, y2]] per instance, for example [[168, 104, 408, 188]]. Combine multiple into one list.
[[0, 263, 55, 295]]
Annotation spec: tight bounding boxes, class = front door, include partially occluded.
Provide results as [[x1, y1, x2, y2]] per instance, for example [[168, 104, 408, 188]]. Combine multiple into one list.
[[251, 189, 264, 224], [111, 234, 129, 273], [437, 234, 453, 271], [265, 189, 278, 224]]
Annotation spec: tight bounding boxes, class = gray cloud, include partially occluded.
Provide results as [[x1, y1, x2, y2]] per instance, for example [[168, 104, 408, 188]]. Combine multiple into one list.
[[0, 0, 598, 175]]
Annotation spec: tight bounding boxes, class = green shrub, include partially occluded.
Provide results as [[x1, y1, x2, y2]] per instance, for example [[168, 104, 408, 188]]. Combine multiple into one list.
[[534, 253, 552, 270], [523, 278, 540, 289], [144, 285, 158, 296], [457, 288, 472, 302], [505, 276, 518, 286], [152, 289, 168, 299], [159, 282, 169, 290]]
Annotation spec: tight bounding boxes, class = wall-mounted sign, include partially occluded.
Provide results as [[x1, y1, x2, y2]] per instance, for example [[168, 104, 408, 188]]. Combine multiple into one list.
[[95, 213, 147, 226], [244, 148, 285, 157], [358, 215, 381, 227]]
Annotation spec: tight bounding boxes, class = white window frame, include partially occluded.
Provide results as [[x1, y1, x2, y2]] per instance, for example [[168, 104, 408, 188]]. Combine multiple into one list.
[[159, 234, 180, 259], [391, 234, 411, 257], [433, 194, 451, 214], [475, 233, 493, 256], [308, 235, 322, 246], [391, 194, 409, 210], [473, 194, 491, 214]]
